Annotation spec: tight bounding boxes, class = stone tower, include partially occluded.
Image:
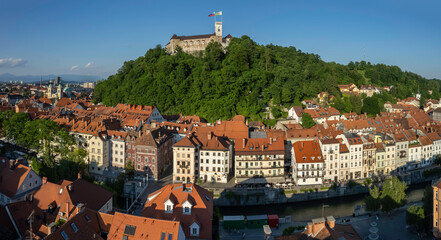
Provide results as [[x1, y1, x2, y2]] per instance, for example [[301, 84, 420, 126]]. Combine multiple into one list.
[[47, 84, 52, 98], [57, 84, 62, 99], [215, 22, 222, 37]]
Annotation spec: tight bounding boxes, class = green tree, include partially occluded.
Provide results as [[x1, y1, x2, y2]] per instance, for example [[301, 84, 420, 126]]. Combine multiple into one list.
[[301, 113, 315, 129], [380, 176, 407, 212], [271, 107, 282, 119], [349, 94, 362, 114], [125, 161, 135, 178], [362, 97, 381, 116], [92, 36, 441, 122], [406, 205, 425, 231], [365, 186, 381, 212]]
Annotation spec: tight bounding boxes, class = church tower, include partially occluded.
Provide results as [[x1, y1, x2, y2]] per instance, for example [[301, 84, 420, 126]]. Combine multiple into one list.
[[416, 87, 421, 101], [215, 21, 222, 37], [47, 84, 52, 98], [57, 84, 62, 99]]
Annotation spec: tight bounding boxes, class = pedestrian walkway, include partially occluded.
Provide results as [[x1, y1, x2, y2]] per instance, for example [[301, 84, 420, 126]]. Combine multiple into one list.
[[219, 205, 428, 240]]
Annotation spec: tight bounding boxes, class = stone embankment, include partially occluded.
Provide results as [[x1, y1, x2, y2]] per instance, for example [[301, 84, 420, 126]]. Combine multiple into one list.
[[211, 166, 436, 207]]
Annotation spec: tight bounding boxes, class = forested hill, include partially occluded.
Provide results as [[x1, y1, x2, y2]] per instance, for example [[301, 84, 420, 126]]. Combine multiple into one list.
[[93, 36, 440, 122]]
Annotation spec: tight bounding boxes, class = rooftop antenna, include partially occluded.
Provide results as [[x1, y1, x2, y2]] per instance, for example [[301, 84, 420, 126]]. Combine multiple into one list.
[[28, 210, 35, 240], [363, 44, 366, 61]]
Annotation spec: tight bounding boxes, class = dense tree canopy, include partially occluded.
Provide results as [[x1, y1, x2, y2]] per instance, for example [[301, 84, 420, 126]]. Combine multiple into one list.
[[0, 111, 88, 182], [94, 36, 441, 122], [301, 113, 315, 129], [364, 176, 407, 213]]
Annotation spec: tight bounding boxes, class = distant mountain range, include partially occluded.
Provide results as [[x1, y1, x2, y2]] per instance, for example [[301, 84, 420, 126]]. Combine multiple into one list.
[[0, 73, 102, 83]]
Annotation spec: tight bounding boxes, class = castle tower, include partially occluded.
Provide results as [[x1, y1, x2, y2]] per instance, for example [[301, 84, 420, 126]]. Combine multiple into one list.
[[215, 22, 222, 37]]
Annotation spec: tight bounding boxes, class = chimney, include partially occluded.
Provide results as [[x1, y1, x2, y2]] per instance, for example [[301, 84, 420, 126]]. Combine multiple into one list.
[[301, 142, 304, 149], [66, 201, 70, 219], [326, 216, 335, 229], [42, 177, 47, 184], [243, 138, 246, 148], [270, 137, 273, 144], [208, 131, 212, 140], [77, 172, 82, 179], [312, 219, 325, 236], [306, 222, 312, 235]]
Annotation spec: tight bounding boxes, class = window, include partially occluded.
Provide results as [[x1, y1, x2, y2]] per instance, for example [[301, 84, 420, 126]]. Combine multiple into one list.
[[71, 223, 78, 232], [61, 231, 69, 240], [167, 205, 172, 212], [184, 207, 190, 213], [191, 227, 199, 236]]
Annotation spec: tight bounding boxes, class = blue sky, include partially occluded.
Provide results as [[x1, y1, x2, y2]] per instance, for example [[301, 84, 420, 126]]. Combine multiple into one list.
[[1, 0, 440, 79]]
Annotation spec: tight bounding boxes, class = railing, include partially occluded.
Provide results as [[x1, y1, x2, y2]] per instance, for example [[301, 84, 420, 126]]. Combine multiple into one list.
[[237, 166, 284, 170], [302, 167, 324, 171], [298, 175, 323, 178]]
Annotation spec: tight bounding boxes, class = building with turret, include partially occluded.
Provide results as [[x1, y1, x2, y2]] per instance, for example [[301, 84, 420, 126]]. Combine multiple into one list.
[[165, 21, 232, 55]]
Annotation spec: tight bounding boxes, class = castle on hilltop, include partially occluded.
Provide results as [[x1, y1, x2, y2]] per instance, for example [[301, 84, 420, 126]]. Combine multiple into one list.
[[165, 21, 232, 55]]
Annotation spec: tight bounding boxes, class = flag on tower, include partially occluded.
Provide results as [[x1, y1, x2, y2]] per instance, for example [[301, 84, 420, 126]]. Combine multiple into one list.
[[208, 11, 222, 17]]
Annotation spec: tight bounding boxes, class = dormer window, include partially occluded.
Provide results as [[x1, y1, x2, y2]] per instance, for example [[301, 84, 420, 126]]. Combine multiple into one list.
[[190, 222, 200, 237], [164, 199, 174, 213], [182, 200, 193, 215]]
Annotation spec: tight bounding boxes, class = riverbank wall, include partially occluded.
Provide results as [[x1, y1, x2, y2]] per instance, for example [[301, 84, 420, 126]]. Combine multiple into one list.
[[212, 167, 437, 207]]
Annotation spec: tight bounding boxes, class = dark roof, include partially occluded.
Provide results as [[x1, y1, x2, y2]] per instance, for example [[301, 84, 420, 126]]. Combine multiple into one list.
[[170, 33, 215, 41]]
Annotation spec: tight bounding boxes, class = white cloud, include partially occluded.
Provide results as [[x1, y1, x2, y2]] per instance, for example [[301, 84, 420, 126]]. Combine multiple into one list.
[[0, 58, 27, 68], [70, 65, 79, 71], [84, 62, 94, 68]]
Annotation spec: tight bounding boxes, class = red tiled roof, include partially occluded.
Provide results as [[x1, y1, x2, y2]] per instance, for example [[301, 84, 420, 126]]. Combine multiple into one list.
[[108, 212, 182, 240], [293, 141, 323, 163], [235, 137, 284, 155], [33, 178, 113, 213], [0, 161, 33, 198], [142, 183, 213, 239]]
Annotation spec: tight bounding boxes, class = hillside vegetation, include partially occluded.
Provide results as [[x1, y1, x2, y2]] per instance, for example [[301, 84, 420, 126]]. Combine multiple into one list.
[[94, 36, 440, 122]]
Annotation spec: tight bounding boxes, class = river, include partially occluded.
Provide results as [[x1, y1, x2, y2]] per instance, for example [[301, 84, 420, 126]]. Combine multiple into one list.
[[218, 182, 429, 221]]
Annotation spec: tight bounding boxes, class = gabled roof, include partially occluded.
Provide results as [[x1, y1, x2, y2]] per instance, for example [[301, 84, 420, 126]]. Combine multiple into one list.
[[142, 183, 213, 239], [235, 137, 284, 155], [0, 160, 34, 198], [427, 132, 441, 141], [293, 141, 323, 163], [419, 135, 433, 146], [44, 207, 113, 240], [33, 178, 113, 213], [173, 133, 201, 148], [108, 212, 182, 240]]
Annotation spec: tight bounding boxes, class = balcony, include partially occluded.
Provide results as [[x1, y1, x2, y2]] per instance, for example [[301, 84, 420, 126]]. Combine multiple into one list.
[[298, 175, 323, 179], [301, 167, 324, 171], [237, 165, 284, 170]]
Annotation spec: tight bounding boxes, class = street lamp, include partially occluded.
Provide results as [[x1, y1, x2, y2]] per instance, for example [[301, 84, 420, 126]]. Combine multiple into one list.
[[322, 204, 329, 218]]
